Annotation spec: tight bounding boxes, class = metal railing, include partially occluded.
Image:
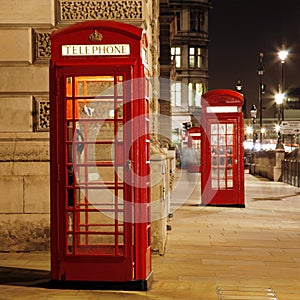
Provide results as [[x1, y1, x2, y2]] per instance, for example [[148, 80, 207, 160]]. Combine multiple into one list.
[[282, 159, 300, 187]]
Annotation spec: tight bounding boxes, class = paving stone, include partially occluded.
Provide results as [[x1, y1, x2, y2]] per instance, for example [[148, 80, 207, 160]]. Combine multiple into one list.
[[0, 172, 300, 298]]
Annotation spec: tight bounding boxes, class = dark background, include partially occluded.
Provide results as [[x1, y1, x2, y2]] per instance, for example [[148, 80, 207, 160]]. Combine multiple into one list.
[[208, 0, 300, 117]]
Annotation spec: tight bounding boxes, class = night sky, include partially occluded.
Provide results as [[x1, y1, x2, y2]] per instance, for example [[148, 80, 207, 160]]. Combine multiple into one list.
[[208, 0, 300, 117]]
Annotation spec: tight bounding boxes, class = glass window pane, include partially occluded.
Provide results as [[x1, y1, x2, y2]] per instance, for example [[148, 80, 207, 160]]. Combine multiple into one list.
[[175, 56, 181, 68], [227, 157, 233, 165], [212, 168, 218, 177], [220, 180, 226, 189], [188, 83, 194, 106], [211, 124, 218, 134], [66, 77, 72, 96], [189, 56, 195, 68], [219, 168, 225, 179], [75, 76, 115, 97], [211, 135, 218, 145], [227, 135, 233, 145], [197, 56, 202, 68], [212, 156, 218, 166], [219, 124, 226, 133], [220, 135, 225, 145], [227, 124, 233, 133], [212, 179, 218, 189]]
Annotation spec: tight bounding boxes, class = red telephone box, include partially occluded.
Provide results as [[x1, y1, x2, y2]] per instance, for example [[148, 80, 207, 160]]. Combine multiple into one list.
[[187, 127, 201, 173], [201, 90, 245, 207], [50, 20, 152, 289]]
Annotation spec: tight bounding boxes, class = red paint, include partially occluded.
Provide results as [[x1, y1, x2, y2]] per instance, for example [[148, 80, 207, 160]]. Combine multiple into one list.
[[201, 89, 245, 207], [50, 20, 151, 283]]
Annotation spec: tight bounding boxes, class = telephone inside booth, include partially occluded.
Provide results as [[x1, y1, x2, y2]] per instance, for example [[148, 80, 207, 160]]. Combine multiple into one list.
[[50, 20, 152, 289], [201, 90, 245, 207]]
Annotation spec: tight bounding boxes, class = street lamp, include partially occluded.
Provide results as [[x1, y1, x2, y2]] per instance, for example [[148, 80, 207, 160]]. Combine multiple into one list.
[[250, 104, 257, 150], [278, 47, 288, 94], [275, 92, 284, 147], [235, 80, 243, 91], [278, 45, 288, 121], [257, 52, 264, 147], [235, 80, 246, 116]]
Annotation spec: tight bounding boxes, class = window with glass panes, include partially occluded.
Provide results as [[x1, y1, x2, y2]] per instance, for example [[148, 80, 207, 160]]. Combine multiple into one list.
[[190, 9, 205, 32], [175, 11, 181, 31], [171, 82, 182, 106], [210, 123, 234, 190], [189, 47, 203, 68], [188, 83, 203, 107], [171, 47, 181, 68]]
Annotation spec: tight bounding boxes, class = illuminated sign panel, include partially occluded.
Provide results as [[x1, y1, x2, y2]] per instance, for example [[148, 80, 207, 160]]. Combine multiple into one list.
[[206, 106, 238, 113], [62, 44, 130, 56]]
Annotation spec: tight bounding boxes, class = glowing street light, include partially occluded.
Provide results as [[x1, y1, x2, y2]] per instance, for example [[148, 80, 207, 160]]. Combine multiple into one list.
[[278, 45, 288, 97], [275, 93, 284, 105], [278, 49, 288, 63], [275, 124, 281, 134], [277, 45, 288, 146]]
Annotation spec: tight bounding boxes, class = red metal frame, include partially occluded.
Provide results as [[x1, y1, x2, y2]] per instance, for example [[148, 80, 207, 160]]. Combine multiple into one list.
[[50, 20, 151, 286], [201, 89, 245, 207]]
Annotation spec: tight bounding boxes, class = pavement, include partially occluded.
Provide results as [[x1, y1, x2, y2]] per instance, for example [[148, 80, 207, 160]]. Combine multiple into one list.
[[1, 171, 300, 299]]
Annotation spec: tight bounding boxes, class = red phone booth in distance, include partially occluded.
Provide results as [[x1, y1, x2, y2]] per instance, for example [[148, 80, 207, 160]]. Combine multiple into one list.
[[50, 20, 152, 290], [187, 127, 201, 173], [201, 89, 245, 207]]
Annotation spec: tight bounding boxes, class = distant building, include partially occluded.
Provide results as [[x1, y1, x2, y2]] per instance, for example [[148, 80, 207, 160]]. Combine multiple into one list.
[[159, 0, 212, 147]]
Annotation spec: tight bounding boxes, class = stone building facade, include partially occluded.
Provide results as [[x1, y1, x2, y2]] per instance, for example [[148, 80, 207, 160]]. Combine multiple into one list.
[[168, 0, 211, 134], [0, 0, 162, 251]]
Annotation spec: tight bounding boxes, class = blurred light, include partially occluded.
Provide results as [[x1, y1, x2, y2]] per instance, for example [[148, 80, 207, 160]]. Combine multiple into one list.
[[275, 93, 284, 105], [246, 126, 253, 134], [275, 124, 281, 133], [278, 50, 288, 63]]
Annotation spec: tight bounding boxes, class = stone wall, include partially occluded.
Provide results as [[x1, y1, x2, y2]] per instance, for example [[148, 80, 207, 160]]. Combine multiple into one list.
[[0, 0, 162, 251], [0, 0, 53, 250], [249, 149, 285, 181]]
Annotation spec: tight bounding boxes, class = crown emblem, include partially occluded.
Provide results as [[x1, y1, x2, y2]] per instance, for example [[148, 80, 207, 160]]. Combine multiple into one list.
[[89, 30, 103, 42]]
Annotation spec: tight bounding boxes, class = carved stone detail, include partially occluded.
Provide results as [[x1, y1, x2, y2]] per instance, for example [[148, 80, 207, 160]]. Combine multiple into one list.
[[58, 0, 142, 22], [34, 97, 50, 131], [33, 30, 52, 62]]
